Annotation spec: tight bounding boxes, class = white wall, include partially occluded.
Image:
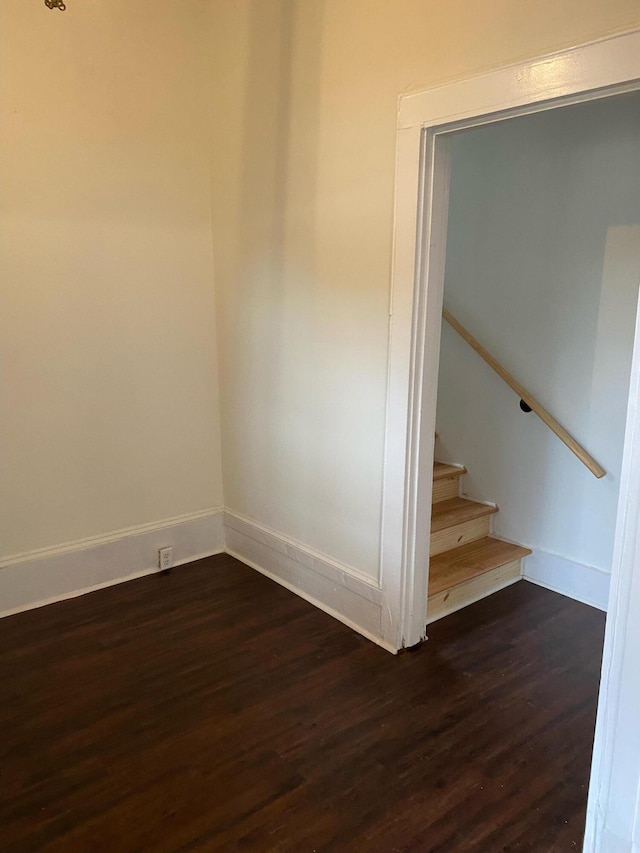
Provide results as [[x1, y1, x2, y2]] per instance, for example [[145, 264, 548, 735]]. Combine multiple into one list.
[[0, 1, 224, 573], [437, 93, 640, 605], [586, 292, 640, 852], [209, 0, 640, 592]]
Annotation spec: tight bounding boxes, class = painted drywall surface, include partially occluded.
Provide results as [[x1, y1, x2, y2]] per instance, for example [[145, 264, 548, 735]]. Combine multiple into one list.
[[585, 295, 640, 852], [437, 95, 640, 577], [209, 0, 640, 578], [0, 0, 224, 559]]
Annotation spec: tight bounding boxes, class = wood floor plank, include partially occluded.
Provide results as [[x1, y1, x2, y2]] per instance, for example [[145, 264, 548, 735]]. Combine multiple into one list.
[[0, 554, 604, 851]]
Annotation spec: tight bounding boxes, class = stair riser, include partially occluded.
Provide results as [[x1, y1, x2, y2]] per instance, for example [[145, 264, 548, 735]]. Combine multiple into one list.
[[430, 516, 491, 556], [432, 477, 459, 503], [427, 559, 522, 624]]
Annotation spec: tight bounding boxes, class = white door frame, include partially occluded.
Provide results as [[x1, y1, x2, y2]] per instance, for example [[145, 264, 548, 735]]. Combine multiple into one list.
[[379, 29, 640, 852]]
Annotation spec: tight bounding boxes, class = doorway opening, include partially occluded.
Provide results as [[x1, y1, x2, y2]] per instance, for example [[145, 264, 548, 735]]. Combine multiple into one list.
[[428, 91, 640, 625]]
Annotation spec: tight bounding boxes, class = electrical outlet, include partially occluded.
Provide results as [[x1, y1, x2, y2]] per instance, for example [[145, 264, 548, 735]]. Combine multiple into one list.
[[158, 547, 173, 571]]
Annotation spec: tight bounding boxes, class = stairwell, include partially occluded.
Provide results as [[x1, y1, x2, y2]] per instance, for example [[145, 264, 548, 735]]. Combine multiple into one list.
[[428, 461, 531, 624]]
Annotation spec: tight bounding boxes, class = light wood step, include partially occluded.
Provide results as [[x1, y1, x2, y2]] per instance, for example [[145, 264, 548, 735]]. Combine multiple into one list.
[[430, 497, 498, 556], [432, 462, 466, 503], [427, 537, 531, 624], [428, 537, 532, 595], [427, 560, 521, 624], [433, 462, 466, 480]]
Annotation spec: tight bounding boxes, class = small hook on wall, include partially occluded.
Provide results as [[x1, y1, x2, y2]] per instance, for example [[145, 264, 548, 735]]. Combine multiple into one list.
[[45, 0, 67, 9]]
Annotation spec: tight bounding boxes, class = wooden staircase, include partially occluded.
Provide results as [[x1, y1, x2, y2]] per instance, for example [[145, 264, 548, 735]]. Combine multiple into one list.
[[428, 461, 531, 624]]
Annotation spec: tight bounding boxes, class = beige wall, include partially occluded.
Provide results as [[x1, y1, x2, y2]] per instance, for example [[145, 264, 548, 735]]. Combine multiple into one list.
[[0, 0, 223, 559], [210, 0, 640, 578]]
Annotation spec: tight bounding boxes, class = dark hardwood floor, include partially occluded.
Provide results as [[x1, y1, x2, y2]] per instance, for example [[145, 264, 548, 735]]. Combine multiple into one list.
[[0, 555, 604, 852]]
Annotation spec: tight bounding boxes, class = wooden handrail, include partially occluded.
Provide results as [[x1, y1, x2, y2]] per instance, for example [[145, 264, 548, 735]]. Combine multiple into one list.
[[442, 308, 606, 479]]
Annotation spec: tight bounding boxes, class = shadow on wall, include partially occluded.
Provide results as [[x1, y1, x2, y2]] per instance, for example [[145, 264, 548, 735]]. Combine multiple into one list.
[[225, 0, 324, 517]]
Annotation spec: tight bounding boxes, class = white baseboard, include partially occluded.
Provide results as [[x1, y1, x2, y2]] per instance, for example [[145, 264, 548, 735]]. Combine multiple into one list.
[[0, 509, 610, 650], [584, 827, 640, 853], [522, 549, 610, 611], [223, 510, 394, 652], [0, 508, 224, 618], [0, 507, 392, 651]]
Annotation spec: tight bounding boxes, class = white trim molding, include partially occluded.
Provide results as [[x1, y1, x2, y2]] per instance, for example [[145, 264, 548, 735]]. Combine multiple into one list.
[[0, 508, 225, 618], [223, 510, 393, 653], [0, 505, 391, 652], [523, 551, 610, 612]]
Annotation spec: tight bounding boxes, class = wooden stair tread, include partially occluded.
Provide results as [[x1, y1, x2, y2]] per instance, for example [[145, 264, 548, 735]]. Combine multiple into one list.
[[431, 497, 498, 533], [433, 462, 466, 481], [428, 537, 532, 596], [428, 450, 530, 622]]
